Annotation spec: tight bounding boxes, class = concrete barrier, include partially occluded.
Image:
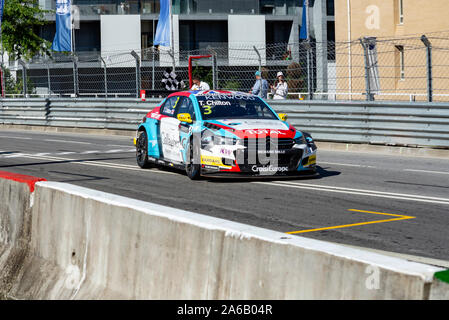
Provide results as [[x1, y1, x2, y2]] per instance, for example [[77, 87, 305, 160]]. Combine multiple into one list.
[[0, 171, 45, 299], [1, 175, 448, 299]]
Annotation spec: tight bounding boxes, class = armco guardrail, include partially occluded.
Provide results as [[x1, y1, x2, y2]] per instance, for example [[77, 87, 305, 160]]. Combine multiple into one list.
[[1, 172, 449, 299], [1, 98, 449, 148]]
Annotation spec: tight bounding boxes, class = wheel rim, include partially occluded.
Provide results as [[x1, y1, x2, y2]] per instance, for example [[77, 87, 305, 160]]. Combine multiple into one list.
[[136, 133, 147, 164], [187, 143, 194, 174]]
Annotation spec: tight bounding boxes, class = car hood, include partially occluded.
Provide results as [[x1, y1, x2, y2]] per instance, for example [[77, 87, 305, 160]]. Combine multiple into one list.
[[208, 119, 296, 139], [215, 119, 289, 130]]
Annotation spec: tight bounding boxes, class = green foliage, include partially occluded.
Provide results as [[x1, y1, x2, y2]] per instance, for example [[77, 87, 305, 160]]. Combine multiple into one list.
[[2, 68, 34, 95], [2, 0, 52, 60], [222, 79, 240, 91], [192, 64, 213, 88]]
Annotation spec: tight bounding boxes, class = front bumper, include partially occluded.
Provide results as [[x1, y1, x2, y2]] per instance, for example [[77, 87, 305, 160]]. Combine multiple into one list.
[[200, 144, 317, 177]]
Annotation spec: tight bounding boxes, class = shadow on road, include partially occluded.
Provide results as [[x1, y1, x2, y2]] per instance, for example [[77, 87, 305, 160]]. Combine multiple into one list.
[[203, 166, 341, 183]]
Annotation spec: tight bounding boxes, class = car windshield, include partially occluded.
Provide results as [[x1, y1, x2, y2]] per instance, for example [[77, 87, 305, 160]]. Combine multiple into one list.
[[196, 94, 277, 120]]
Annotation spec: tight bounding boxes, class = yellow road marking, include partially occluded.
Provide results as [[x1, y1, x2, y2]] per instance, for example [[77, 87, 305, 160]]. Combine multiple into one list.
[[286, 209, 415, 235]]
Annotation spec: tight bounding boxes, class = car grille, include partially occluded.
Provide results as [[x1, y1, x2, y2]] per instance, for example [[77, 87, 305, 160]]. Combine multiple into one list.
[[234, 137, 302, 171]]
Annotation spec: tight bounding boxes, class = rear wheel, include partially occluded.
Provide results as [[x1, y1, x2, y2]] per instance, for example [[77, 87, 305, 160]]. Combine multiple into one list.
[[186, 138, 201, 180], [136, 130, 152, 168]]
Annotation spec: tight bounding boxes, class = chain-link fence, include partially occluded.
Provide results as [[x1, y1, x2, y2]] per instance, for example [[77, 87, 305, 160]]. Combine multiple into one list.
[[3, 33, 449, 102]]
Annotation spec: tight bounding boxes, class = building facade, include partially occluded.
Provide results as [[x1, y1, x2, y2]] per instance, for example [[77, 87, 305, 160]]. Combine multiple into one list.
[[335, 0, 449, 101], [38, 0, 335, 58]]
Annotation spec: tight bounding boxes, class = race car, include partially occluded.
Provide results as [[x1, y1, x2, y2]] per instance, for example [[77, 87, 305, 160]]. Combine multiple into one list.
[[135, 90, 317, 179]]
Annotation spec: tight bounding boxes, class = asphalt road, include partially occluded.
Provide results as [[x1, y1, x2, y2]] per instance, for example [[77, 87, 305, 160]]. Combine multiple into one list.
[[1, 129, 448, 263]]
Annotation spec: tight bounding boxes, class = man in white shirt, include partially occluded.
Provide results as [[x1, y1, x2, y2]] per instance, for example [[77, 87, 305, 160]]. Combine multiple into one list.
[[191, 76, 210, 91]]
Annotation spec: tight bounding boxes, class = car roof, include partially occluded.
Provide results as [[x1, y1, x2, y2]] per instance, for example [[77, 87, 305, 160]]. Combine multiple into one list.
[[167, 90, 255, 99]]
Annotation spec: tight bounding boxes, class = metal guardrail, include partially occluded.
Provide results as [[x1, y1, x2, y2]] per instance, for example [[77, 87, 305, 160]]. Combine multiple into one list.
[[1, 98, 449, 148]]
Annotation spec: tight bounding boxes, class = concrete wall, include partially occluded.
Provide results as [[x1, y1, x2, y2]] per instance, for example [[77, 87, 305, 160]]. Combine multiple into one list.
[[1, 175, 448, 299]]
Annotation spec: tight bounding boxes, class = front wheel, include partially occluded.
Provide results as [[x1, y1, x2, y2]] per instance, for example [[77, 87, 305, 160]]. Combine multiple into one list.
[[136, 130, 152, 168], [185, 138, 201, 180]]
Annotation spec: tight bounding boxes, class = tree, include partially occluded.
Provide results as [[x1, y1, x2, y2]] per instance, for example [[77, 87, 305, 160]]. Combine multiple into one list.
[[2, 0, 51, 60]]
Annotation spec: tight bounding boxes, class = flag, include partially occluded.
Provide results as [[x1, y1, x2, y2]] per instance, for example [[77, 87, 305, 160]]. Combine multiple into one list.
[[0, 0, 5, 33], [154, 0, 171, 47], [300, 0, 308, 40], [52, 0, 72, 52]]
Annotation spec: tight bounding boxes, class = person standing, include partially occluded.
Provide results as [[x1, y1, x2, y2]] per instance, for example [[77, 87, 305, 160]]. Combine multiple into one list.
[[250, 71, 269, 99], [190, 76, 210, 91], [271, 71, 288, 100]]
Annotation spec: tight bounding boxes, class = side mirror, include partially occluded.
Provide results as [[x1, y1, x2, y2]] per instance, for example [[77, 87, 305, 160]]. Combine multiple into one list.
[[177, 113, 193, 124], [278, 113, 288, 121]]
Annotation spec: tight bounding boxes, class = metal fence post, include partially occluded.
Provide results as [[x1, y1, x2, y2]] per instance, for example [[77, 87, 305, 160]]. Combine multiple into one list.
[[253, 46, 262, 73], [360, 38, 374, 102], [100, 57, 108, 98], [421, 35, 433, 103], [18, 60, 27, 97], [72, 55, 79, 97], [46, 63, 51, 97], [152, 47, 155, 90], [208, 46, 217, 90], [130, 50, 141, 98]]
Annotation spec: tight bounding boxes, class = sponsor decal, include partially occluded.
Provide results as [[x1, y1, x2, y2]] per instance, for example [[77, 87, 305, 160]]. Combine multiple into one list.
[[197, 93, 256, 101], [150, 112, 162, 120], [198, 100, 232, 106], [257, 149, 287, 154], [244, 129, 287, 135], [251, 165, 289, 173], [161, 133, 180, 149], [219, 148, 233, 156], [201, 155, 232, 168], [305, 154, 317, 166]]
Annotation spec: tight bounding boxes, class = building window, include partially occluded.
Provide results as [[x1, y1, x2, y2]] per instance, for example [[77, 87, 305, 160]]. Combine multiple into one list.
[[399, 0, 404, 24], [396, 45, 405, 80]]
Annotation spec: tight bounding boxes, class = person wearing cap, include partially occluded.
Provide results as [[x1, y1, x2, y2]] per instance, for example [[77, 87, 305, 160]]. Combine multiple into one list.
[[250, 71, 269, 99], [271, 71, 288, 100]]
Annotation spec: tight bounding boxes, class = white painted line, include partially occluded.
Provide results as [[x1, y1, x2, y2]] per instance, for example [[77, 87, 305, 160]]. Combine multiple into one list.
[[320, 161, 376, 168], [3, 153, 29, 158], [103, 149, 129, 153], [0, 135, 32, 140], [44, 139, 92, 145], [19, 154, 177, 175], [107, 144, 133, 148], [269, 180, 449, 202], [254, 181, 449, 206], [403, 169, 449, 175], [80, 150, 100, 154], [55, 152, 76, 155]]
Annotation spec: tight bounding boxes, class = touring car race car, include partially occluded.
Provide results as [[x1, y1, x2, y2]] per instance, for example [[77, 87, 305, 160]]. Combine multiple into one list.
[[135, 90, 317, 179]]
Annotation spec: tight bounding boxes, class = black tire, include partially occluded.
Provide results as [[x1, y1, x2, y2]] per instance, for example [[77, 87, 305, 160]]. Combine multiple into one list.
[[186, 138, 201, 180], [136, 130, 152, 168]]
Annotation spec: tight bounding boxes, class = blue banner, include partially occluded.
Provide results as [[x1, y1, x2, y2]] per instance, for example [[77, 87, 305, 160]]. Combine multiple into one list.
[[300, 0, 308, 40], [52, 0, 72, 52], [0, 0, 5, 34], [154, 0, 171, 47]]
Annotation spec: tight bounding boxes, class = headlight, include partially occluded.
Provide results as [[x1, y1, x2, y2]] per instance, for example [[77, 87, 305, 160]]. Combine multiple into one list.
[[212, 135, 238, 145]]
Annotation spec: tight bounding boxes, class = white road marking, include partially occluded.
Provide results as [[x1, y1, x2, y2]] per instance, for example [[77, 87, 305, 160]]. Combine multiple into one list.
[[254, 181, 449, 205], [320, 161, 376, 168], [0, 135, 32, 140], [17, 154, 178, 175], [44, 139, 92, 145], [403, 169, 449, 175], [0, 149, 135, 159], [107, 144, 133, 148]]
